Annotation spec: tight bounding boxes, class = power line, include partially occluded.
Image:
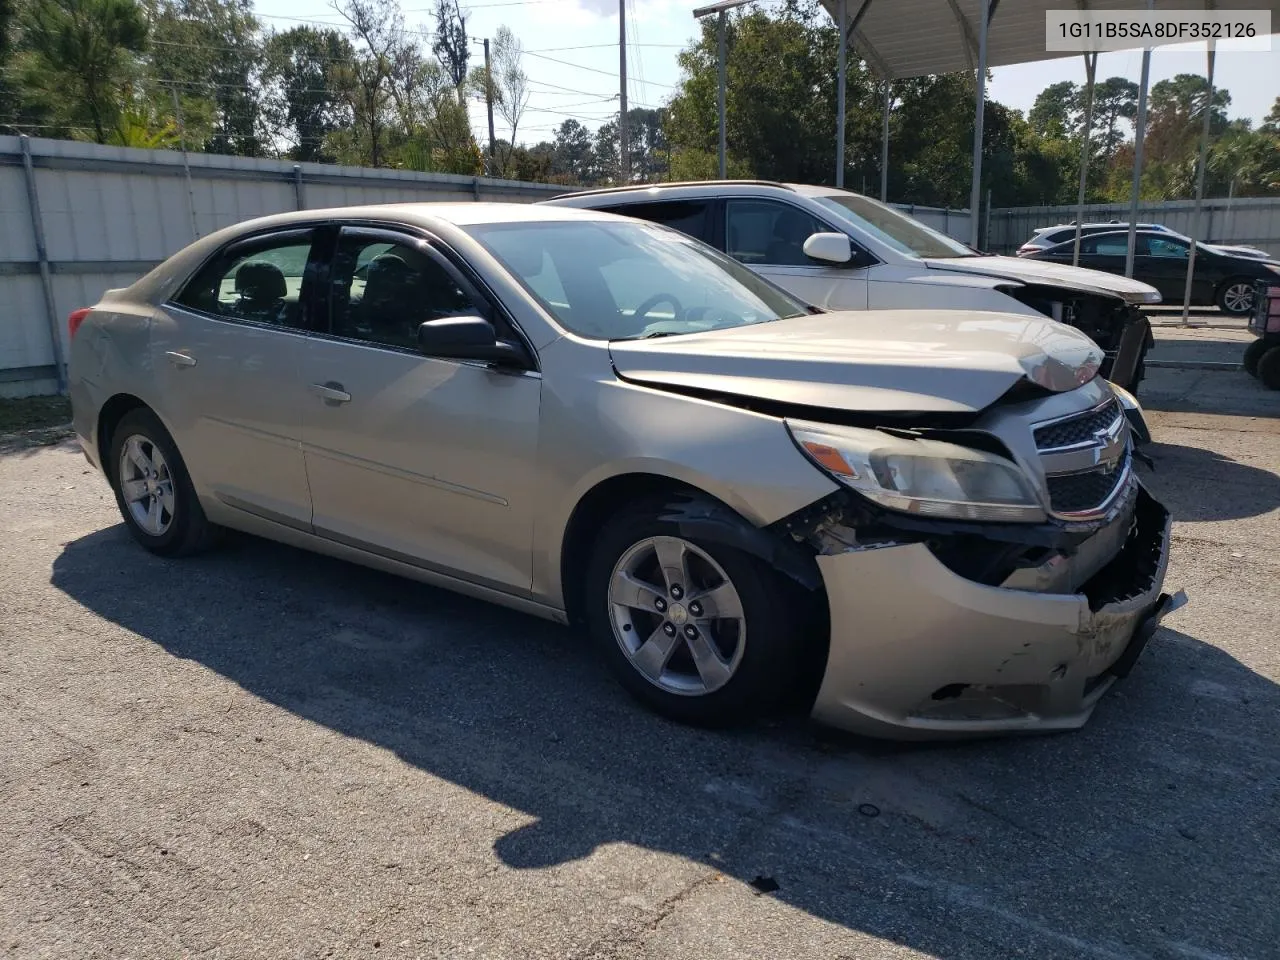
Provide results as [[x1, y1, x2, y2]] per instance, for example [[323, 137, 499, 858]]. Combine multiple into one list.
[[524, 50, 675, 89]]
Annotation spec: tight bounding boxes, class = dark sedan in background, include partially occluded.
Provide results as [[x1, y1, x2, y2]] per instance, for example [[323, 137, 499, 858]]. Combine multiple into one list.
[[1025, 229, 1280, 315]]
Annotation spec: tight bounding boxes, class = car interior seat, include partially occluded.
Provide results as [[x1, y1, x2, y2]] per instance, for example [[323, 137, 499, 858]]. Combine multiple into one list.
[[234, 261, 287, 324]]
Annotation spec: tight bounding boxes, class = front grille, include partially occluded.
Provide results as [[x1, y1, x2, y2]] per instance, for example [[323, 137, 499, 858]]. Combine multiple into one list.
[[1045, 451, 1130, 515], [1034, 399, 1122, 450]]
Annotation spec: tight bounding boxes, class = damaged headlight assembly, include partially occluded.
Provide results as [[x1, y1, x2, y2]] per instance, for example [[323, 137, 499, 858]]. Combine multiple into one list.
[[787, 422, 1046, 524]]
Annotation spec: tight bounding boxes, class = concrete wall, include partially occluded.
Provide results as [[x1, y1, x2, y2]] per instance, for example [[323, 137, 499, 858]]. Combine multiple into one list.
[[987, 197, 1280, 255], [0, 135, 566, 397]]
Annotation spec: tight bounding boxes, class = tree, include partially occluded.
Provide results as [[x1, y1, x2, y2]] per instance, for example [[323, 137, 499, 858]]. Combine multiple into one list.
[[1262, 96, 1280, 135], [16, 0, 149, 143], [1029, 81, 1079, 139], [332, 0, 406, 166], [1092, 77, 1138, 160], [148, 0, 264, 156], [550, 118, 596, 183], [261, 27, 353, 162], [431, 0, 468, 106], [490, 25, 528, 174], [1145, 73, 1231, 166]]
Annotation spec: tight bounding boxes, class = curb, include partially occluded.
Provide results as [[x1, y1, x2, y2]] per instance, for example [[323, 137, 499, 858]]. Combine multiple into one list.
[[1144, 360, 1243, 371]]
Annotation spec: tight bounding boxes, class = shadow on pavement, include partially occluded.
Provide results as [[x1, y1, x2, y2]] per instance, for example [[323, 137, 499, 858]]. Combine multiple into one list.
[[1137, 442, 1280, 522], [51, 526, 1280, 960]]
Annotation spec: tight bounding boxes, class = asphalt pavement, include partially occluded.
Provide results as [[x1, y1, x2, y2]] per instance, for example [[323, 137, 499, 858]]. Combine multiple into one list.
[[1, 375, 1278, 960]]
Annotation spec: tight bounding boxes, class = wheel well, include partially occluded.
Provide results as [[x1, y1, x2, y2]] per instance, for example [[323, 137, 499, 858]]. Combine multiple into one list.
[[559, 473, 702, 626], [96, 394, 148, 480]]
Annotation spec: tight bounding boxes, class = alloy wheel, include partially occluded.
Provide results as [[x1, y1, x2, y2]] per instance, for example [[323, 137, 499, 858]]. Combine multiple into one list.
[[607, 535, 747, 696], [118, 434, 176, 536], [1222, 282, 1255, 315]]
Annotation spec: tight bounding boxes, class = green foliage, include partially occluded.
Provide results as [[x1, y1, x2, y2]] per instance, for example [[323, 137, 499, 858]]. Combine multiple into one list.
[[1, 0, 1275, 205], [14, 0, 149, 142]]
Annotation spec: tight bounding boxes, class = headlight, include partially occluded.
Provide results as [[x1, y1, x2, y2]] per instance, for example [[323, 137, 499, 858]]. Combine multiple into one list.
[[787, 421, 1046, 523], [1264, 264, 1280, 276]]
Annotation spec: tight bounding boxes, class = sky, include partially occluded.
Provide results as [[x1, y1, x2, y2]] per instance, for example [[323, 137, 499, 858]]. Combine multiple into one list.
[[251, 0, 1280, 147]]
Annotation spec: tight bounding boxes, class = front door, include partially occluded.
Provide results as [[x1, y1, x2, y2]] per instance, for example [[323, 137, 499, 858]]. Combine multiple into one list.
[[724, 198, 870, 310], [151, 228, 319, 529], [299, 226, 541, 594]]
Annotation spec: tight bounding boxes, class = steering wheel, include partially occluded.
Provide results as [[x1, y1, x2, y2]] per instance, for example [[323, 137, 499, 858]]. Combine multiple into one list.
[[631, 292, 684, 325]]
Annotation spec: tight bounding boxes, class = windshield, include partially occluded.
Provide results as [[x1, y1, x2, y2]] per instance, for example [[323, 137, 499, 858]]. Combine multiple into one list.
[[811, 193, 976, 259], [465, 219, 810, 340]]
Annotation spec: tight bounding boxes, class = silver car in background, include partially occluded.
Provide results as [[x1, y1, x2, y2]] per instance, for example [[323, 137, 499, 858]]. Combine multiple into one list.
[[68, 203, 1180, 739]]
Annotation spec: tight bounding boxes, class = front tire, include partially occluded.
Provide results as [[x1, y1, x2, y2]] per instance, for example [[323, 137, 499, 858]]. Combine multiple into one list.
[[1217, 278, 1256, 316], [1243, 338, 1271, 378], [108, 408, 216, 557], [584, 501, 815, 727], [1257, 346, 1280, 390]]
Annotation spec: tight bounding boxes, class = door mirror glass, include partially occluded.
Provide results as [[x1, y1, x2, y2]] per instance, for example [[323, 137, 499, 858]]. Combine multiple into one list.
[[417, 315, 525, 365], [803, 232, 853, 265]]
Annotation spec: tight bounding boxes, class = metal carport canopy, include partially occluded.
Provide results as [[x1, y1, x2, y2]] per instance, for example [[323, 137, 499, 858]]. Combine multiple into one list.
[[822, 0, 1279, 252], [823, 0, 1275, 81]]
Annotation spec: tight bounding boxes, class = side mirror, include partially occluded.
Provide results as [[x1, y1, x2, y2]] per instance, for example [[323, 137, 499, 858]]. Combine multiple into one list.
[[803, 232, 853, 265], [417, 315, 526, 366]]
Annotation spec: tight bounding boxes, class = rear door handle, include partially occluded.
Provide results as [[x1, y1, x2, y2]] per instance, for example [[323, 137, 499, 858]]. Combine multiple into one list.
[[310, 381, 352, 404], [165, 351, 197, 368]]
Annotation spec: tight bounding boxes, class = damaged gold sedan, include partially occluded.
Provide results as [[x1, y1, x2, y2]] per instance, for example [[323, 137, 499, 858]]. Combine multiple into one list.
[[67, 203, 1182, 739]]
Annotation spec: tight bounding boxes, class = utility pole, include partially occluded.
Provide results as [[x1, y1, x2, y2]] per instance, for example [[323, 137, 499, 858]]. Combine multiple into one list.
[[619, 0, 629, 184], [483, 37, 497, 176]]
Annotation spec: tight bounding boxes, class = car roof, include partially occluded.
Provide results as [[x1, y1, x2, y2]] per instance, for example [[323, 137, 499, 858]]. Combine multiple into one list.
[[544, 180, 865, 204], [225, 201, 624, 232]]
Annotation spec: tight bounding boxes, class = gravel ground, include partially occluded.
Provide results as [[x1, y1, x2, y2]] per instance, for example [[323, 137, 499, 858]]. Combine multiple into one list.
[[2, 379, 1278, 960]]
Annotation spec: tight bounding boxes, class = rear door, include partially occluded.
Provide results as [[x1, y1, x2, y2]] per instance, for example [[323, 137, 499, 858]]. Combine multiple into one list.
[[1138, 233, 1220, 303], [724, 198, 869, 309], [1075, 233, 1130, 276], [152, 228, 320, 529]]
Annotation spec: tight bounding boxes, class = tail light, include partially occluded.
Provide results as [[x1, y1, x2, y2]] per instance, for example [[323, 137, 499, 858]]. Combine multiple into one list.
[[68, 307, 91, 340]]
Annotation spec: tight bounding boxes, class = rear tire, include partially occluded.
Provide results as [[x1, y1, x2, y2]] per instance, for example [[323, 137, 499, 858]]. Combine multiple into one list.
[[1216, 278, 1256, 316], [1257, 347, 1280, 391], [108, 408, 217, 557], [584, 499, 816, 727], [1243, 338, 1270, 378]]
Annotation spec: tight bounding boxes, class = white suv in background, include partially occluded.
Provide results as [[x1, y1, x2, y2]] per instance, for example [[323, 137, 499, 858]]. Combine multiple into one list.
[[543, 181, 1160, 392]]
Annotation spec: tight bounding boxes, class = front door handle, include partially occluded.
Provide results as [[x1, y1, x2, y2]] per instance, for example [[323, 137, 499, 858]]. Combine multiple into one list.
[[165, 351, 197, 368], [310, 381, 351, 404]]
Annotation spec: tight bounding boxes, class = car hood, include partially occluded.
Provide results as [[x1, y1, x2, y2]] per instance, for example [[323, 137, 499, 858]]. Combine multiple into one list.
[[608, 310, 1104, 414], [923, 255, 1162, 304]]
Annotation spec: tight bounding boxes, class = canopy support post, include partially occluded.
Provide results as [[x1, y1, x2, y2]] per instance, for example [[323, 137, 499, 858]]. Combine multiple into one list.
[[1125, 0, 1154, 279], [717, 10, 727, 178], [880, 78, 890, 201], [836, 0, 847, 187], [968, 0, 990, 248], [1072, 51, 1098, 267], [1180, 44, 1216, 326]]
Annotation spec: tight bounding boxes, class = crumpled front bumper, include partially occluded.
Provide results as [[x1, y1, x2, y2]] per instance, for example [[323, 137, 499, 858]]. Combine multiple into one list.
[[811, 484, 1178, 740]]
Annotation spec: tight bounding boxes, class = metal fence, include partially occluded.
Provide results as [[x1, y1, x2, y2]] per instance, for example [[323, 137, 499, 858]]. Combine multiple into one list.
[[987, 197, 1280, 255], [8, 133, 1275, 399], [0, 135, 566, 397]]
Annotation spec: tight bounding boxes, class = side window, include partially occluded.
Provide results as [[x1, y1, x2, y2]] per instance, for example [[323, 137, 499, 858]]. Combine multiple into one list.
[[604, 201, 712, 243], [329, 231, 483, 351], [1082, 235, 1129, 257], [175, 232, 314, 327], [725, 200, 823, 266], [1147, 236, 1189, 259]]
